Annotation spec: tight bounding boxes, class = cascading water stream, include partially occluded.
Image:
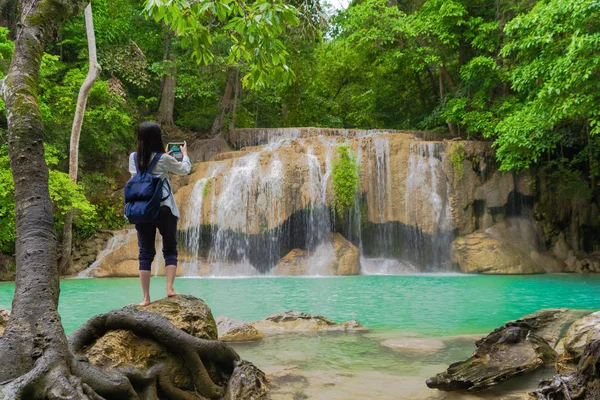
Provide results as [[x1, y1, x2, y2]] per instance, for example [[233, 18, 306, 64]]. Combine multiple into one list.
[[87, 130, 462, 278], [404, 142, 453, 270]]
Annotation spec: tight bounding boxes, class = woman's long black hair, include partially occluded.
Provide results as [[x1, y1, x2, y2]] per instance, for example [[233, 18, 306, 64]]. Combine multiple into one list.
[[136, 121, 165, 171]]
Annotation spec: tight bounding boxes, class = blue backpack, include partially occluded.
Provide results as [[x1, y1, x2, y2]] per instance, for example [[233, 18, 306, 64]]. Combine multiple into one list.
[[124, 153, 171, 224]]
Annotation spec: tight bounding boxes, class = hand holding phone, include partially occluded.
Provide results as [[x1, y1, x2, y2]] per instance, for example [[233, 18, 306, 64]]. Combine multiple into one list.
[[167, 142, 185, 161]]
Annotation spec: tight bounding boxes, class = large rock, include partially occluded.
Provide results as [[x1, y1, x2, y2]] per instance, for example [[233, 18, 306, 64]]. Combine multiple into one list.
[[452, 218, 560, 274], [453, 233, 544, 274], [331, 232, 361, 275], [0, 308, 9, 337], [85, 296, 225, 391], [272, 233, 360, 276], [427, 309, 586, 392], [217, 316, 264, 342], [556, 311, 600, 373], [250, 311, 367, 334]]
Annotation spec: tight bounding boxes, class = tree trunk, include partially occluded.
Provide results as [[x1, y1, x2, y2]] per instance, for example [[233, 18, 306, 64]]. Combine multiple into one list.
[[414, 71, 427, 109], [59, 3, 101, 274], [229, 69, 240, 131], [439, 68, 458, 136], [211, 67, 239, 136], [0, 0, 90, 396], [0, 2, 250, 398], [157, 33, 176, 127]]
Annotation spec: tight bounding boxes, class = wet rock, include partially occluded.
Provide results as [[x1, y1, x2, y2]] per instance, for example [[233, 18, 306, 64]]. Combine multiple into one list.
[[330, 233, 360, 275], [426, 309, 585, 392], [0, 307, 9, 337], [250, 311, 367, 334], [84, 295, 222, 390], [272, 233, 360, 276], [556, 311, 600, 373], [565, 254, 600, 273], [530, 339, 600, 400], [453, 232, 545, 274], [272, 249, 311, 276], [217, 316, 264, 342], [223, 360, 268, 400], [381, 338, 445, 353]]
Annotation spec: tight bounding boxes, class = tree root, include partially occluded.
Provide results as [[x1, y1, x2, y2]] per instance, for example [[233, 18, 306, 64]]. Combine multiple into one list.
[[1, 305, 241, 400], [69, 305, 240, 399]]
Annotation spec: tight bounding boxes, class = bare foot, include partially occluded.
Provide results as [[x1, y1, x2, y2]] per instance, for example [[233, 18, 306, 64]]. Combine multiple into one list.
[[167, 291, 179, 297], [139, 296, 151, 306]]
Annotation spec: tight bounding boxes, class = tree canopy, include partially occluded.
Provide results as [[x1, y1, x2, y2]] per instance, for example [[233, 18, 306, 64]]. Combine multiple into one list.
[[0, 0, 598, 266]]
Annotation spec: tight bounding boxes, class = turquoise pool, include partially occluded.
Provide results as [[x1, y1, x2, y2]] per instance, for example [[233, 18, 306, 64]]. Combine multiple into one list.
[[0, 274, 598, 335], [1, 275, 598, 399]]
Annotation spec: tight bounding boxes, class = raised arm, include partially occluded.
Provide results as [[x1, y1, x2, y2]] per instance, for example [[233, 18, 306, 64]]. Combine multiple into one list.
[[163, 153, 192, 176], [129, 153, 137, 177]]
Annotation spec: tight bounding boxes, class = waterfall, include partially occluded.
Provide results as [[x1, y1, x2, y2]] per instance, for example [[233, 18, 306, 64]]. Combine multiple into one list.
[[210, 152, 260, 266], [180, 175, 211, 276], [91, 130, 463, 277], [404, 142, 453, 270], [77, 229, 136, 278]]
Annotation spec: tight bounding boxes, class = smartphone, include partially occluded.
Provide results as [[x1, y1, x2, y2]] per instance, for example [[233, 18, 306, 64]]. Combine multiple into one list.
[[167, 142, 185, 161]]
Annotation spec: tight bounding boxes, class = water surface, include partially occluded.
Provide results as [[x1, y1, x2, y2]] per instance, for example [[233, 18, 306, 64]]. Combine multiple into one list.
[[0, 274, 598, 399]]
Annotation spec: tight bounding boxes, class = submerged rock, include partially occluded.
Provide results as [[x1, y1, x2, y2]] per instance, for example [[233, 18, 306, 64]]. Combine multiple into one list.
[[250, 311, 367, 334], [426, 309, 586, 392], [381, 338, 445, 353], [0, 307, 9, 337], [217, 316, 265, 342]]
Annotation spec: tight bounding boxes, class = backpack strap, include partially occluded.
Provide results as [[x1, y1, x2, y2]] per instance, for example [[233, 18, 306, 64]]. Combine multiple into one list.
[[161, 179, 172, 202], [147, 153, 163, 173]]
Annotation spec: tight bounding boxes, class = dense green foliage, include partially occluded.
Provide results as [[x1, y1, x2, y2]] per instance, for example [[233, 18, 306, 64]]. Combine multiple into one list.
[[0, 0, 599, 259], [332, 146, 359, 215]]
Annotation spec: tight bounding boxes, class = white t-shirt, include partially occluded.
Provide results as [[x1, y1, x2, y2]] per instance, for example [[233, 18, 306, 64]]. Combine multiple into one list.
[[129, 152, 192, 218]]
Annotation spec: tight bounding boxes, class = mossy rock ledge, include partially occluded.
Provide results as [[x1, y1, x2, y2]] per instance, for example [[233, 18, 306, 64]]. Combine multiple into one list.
[[82, 295, 268, 399]]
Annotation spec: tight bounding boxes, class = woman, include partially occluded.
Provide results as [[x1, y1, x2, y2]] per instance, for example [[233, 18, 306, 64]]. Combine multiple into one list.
[[129, 121, 191, 306]]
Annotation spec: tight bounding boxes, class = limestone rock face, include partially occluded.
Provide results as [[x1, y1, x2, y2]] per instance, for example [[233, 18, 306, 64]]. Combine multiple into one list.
[[86, 128, 598, 276], [453, 234, 542, 274], [426, 309, 585, 392], [0, 308, 9, 337], [452, 218, 555, 274], [250, 311, 367, 334], [79, 230, 140, 278], [78, 229, 188, 278], [557, 311, 600, 373], [84, 296, 219, 389], [217, 316, 264, 342]]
